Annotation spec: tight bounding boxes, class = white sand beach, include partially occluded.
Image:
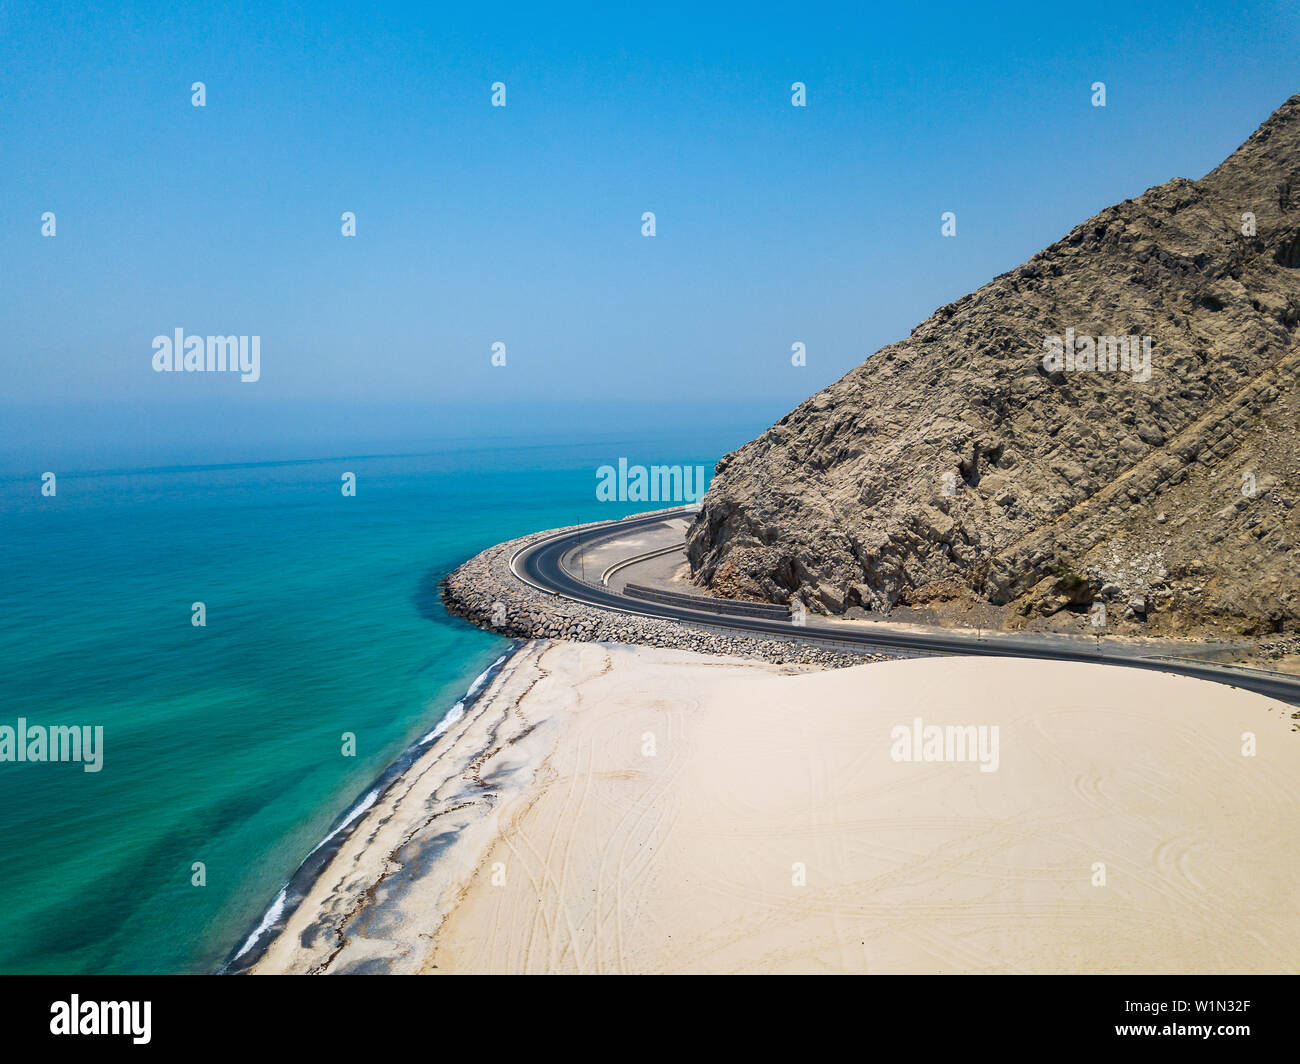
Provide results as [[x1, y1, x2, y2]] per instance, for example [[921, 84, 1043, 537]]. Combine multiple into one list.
[[253, 641, 1300, 974]]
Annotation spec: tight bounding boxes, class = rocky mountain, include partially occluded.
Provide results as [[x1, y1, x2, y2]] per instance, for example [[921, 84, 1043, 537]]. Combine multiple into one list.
[[687, 96, 1300, 639]]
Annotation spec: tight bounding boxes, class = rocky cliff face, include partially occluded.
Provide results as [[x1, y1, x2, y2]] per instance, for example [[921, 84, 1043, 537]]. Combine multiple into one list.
[[688, 96, 1300, 638]]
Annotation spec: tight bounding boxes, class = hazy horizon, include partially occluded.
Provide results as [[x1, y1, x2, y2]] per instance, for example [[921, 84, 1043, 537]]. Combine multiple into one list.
[[0, 397, 791, 473], [4, 1, 1299, 425]]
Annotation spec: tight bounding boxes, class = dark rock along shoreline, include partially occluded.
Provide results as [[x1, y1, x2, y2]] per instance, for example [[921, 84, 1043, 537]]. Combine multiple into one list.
[[439, 519, 896, 669]]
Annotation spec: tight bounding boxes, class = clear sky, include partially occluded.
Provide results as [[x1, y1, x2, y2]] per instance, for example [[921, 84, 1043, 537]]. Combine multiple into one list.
[[2, 1, 1299, 446]]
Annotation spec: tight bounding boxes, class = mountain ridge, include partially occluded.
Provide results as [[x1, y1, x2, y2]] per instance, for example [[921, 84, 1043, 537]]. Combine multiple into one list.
[[687, 95, 1300, 638]]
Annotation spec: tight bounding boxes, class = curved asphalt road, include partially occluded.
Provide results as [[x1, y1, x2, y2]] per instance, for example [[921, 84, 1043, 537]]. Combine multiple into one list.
[[514, 507, 1300, 708]]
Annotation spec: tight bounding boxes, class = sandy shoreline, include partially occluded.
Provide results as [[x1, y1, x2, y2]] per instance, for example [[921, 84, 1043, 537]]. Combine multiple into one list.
[[244, 641, 557, 973], [251, 640, 1300, 974]]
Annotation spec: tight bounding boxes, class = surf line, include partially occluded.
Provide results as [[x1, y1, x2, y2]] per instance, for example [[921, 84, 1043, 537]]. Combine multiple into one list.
[[220, 645, 519, 973]]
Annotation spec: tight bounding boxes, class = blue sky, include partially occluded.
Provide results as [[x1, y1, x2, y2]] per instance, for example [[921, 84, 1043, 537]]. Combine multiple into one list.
[[2, 0, 1299, 445]]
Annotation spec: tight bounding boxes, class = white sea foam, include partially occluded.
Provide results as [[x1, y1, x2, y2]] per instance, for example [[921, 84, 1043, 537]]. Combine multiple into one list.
[[232, 887, 287, 960], [230, 650, 512, 967], [419, 653, 506, 745], [307, 787, 381, 858], [468, 654, 507, 697], [228, 783, 380, 966], [421, 702, 464, 744]]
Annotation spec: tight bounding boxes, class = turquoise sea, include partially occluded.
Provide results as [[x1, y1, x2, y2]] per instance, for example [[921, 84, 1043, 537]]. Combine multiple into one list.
[[0, 416, 766, 974]]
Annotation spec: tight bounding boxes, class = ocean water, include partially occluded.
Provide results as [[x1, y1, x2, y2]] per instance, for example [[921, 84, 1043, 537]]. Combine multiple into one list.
[[0, 422, 760, 974]]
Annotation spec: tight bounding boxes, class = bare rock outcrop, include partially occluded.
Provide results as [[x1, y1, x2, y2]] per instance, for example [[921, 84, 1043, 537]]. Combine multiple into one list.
[[688, 96, 1300, 638]]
